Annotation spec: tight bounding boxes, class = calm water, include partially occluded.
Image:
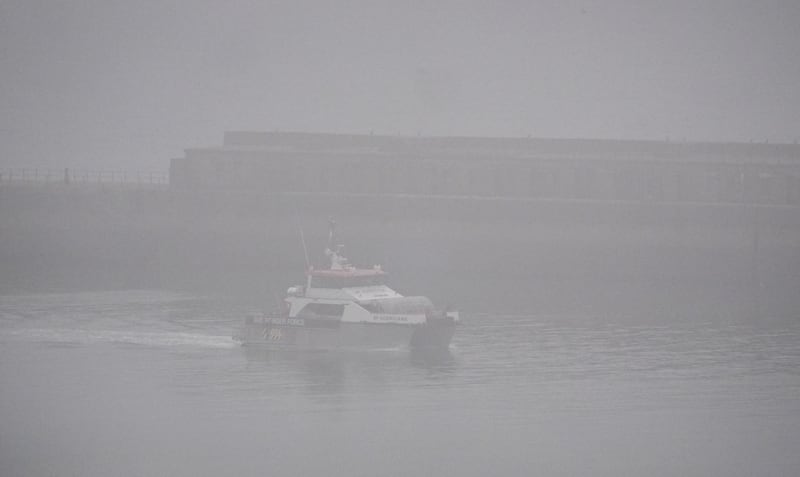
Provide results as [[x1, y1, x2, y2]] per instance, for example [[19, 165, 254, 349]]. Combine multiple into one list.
[[1, 291, 799, 476]]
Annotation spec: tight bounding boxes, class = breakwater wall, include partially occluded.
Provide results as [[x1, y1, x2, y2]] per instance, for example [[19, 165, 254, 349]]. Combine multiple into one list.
[[174, 132, 800, 207], [1, 183, 798, 321]]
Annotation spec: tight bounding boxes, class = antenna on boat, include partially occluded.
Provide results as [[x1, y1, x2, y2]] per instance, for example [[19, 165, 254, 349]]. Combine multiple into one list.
[[324, 217, 349, 270], [292, 212, 311, 271], [327, 217, 336, 249], [299, 225, 310, 270]]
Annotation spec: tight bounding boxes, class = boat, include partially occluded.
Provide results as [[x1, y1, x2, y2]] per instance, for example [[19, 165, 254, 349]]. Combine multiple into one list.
[[236, 219, 459, 350]]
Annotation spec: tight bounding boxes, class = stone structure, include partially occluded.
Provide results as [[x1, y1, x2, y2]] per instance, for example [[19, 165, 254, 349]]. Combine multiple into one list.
[[171, 132, 800, 205]]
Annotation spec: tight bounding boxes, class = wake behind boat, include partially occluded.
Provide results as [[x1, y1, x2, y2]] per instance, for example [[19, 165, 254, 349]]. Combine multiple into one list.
[[236, 220, 459, 350]]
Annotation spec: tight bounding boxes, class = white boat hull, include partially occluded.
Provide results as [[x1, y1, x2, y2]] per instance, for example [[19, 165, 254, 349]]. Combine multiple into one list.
[[237, 316, 455, 350]]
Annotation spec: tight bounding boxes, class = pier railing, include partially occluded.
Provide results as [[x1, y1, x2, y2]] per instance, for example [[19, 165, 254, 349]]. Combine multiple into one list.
[[0, 168, 169, 187]]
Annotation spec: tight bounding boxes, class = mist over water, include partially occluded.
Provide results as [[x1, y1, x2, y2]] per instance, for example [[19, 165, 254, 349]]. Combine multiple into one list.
[[2, 1, 800, 475], [2, 291, 799, 476]]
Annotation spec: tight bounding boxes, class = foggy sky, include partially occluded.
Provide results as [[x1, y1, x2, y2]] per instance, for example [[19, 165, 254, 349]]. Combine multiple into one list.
[[1, 0, 799, 170]]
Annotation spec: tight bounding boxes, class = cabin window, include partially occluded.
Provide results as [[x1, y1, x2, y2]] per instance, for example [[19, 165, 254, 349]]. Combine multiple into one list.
[[360, 302, 384, 313]]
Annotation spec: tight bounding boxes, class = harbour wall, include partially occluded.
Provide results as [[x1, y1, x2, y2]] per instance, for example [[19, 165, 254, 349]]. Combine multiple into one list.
[[173, 132, 800, 207], [2, 183, 798, 321]]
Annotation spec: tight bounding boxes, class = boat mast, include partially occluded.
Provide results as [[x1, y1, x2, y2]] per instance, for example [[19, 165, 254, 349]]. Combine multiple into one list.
[[299, 226, 310, 270], [324, 217, 349, 270], [293, 212, 310, 271]]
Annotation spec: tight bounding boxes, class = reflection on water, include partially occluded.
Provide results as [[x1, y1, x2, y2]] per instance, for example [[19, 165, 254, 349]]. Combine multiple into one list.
[[239, 346, 457, 402], [1, 291, 799, 477]]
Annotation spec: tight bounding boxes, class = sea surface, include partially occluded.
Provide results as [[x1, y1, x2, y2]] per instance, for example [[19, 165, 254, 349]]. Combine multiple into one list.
[[1, 291, 799, 476]]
